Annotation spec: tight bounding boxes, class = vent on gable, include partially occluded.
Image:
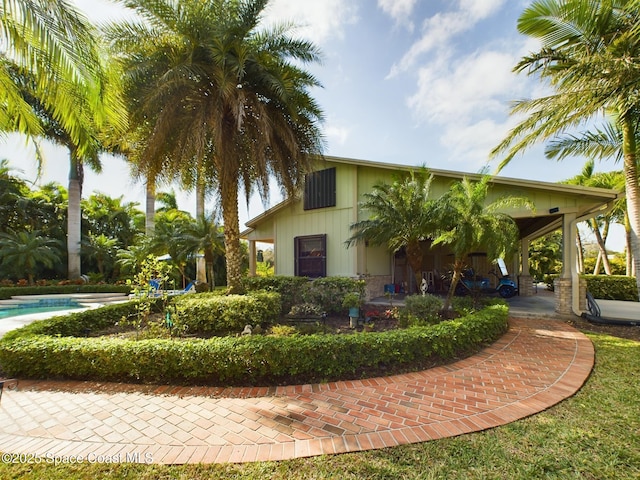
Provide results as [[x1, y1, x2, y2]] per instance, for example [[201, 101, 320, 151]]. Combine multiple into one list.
[[304, 168, 336, 210]]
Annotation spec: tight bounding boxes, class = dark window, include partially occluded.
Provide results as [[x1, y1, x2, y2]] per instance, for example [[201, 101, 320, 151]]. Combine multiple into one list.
[[295, 234, 327, 278], [304, 168, 336, 210]]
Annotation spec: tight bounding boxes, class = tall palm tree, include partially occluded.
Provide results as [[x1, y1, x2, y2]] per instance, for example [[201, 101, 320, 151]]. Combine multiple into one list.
[[346, 168, 437, 291], [4, 20, 126, 280], [106, 0, 325, 292], [492, 0, 640, 299], [432, 176, 527, 311]]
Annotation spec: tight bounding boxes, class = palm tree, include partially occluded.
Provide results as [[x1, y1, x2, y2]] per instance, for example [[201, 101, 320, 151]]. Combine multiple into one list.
[[106, 0, 325, 293], [492, 0, 640, 299], [432, 176, 527, 311], [346, 168, 437, 291], [547, 122, 633, 275], [82, 233, 119, 280], [4, 34, 125, 281], [0, 230, 62, 284], [82, 193, 143, 249], [177, 214, 226, 290], [148, 209, 195, 284], [0, 0, 124, 156]]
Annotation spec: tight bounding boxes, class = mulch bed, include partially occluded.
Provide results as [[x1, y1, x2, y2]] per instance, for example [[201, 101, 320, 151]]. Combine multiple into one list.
[[566, 316, 640, 342]]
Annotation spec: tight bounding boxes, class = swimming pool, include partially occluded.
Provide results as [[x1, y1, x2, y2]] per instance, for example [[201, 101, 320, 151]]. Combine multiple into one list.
[[0, 298, 83, 319]]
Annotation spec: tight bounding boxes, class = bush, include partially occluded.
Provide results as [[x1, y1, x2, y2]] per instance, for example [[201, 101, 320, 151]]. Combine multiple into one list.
[[302, 277, 365, 314], [398, 294, 444, 327], [172, 291, 281, 335], [0, 304, 508, 385], [242, 275, 366, 315], [241, 276, 308, 313], [584, 275, 638, 301]]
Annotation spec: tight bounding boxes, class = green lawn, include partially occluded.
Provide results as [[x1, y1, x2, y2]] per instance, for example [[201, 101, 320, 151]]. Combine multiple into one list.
[[1, 332, 638, 480]]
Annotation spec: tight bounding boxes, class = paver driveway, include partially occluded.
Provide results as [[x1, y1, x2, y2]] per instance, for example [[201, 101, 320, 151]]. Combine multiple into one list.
[[0, 318, 594, 464]]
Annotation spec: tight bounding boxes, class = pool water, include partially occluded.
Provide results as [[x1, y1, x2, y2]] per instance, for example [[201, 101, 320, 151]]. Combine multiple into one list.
[[0, 299, 83, 319]]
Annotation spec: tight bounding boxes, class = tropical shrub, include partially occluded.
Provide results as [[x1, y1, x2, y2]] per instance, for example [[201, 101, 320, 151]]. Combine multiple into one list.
[[241, 275, 308, 313], [302, 277, 366, 314], [172, 291, 281, 335], [398, 294, 444, 327]]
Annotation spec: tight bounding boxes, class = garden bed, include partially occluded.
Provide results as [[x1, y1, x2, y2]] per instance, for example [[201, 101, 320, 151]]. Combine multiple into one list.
[[0, 301, 508, 386]]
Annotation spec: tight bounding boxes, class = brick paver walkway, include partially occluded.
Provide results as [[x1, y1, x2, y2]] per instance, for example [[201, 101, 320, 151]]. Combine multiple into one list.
[[0, 318, 593, 464]]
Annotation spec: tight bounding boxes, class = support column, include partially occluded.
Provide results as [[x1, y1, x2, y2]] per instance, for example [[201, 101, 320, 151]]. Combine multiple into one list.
[[248, 240, 257, 277], [555, 211, 581, 316], [518, 237, 533, 296]]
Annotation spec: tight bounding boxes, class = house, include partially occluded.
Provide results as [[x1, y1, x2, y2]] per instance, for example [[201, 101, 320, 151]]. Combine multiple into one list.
[[241, 156, 622, 316]]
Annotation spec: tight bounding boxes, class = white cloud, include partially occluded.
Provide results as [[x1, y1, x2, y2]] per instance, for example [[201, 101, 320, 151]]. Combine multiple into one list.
[[377, 0, 418, 30], [263, 0, 359, 45], [440, 118, 515, 170], [406, 41, 539, 170], [408, 49, 522, 125], [323, 123, 350, 146], [388, 0, 507, 77]]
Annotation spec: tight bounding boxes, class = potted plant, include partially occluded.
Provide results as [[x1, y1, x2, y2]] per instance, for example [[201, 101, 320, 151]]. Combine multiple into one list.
[[342, 292, 362, 328]]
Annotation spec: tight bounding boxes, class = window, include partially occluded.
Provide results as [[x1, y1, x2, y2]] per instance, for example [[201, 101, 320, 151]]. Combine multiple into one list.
[[295, 234, 327, 277], [304, 167, 336, 210]]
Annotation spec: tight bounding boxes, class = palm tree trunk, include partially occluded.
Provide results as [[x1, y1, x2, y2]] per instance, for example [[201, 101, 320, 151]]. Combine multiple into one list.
[[195, 177, 207, 285], [220, 173, 243, 293], [443, 259, 464, 311], [620, 114, 640, 300], [67, 149, 82, 279], [576, 227, 584, 273], [405, 241, 424, 294], [593, 252, 602, 275], [145, 177, 155, 236], [591, 219, 611, 275]]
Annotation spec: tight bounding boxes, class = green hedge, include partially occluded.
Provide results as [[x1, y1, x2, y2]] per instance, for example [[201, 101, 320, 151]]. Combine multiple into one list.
[[0, 304, 508, 385], [0, 284, 131, 300], [172, 291, 281, 335], [544, 274, 638, 301], [583, 275, 638, 301]]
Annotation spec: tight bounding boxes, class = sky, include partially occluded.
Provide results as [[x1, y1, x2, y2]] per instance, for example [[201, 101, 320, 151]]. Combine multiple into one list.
[[0, 0, 626, 250]]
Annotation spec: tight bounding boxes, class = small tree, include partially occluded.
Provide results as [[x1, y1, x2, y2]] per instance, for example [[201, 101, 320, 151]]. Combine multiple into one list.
[[347, 168, 436, 290], [0, 230, 62, 284], [432, 176, 530, 311]]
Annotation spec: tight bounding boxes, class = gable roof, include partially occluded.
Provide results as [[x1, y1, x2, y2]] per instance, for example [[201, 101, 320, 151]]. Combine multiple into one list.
[[242, 155, 622, 238]]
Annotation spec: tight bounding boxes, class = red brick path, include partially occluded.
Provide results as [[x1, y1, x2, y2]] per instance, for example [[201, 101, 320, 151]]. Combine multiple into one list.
[[0, 318, 593, 464]]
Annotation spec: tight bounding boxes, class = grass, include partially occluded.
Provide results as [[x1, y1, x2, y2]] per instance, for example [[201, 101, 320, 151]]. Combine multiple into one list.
[[1, 332, 638, 479]]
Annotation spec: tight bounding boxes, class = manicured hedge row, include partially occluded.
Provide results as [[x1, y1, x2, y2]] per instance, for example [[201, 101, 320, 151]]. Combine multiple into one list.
[[583, 275, 638, 302], [0, 304, 508, 385], [172, 291, 281, 334], [0, 284, 131, 300]]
